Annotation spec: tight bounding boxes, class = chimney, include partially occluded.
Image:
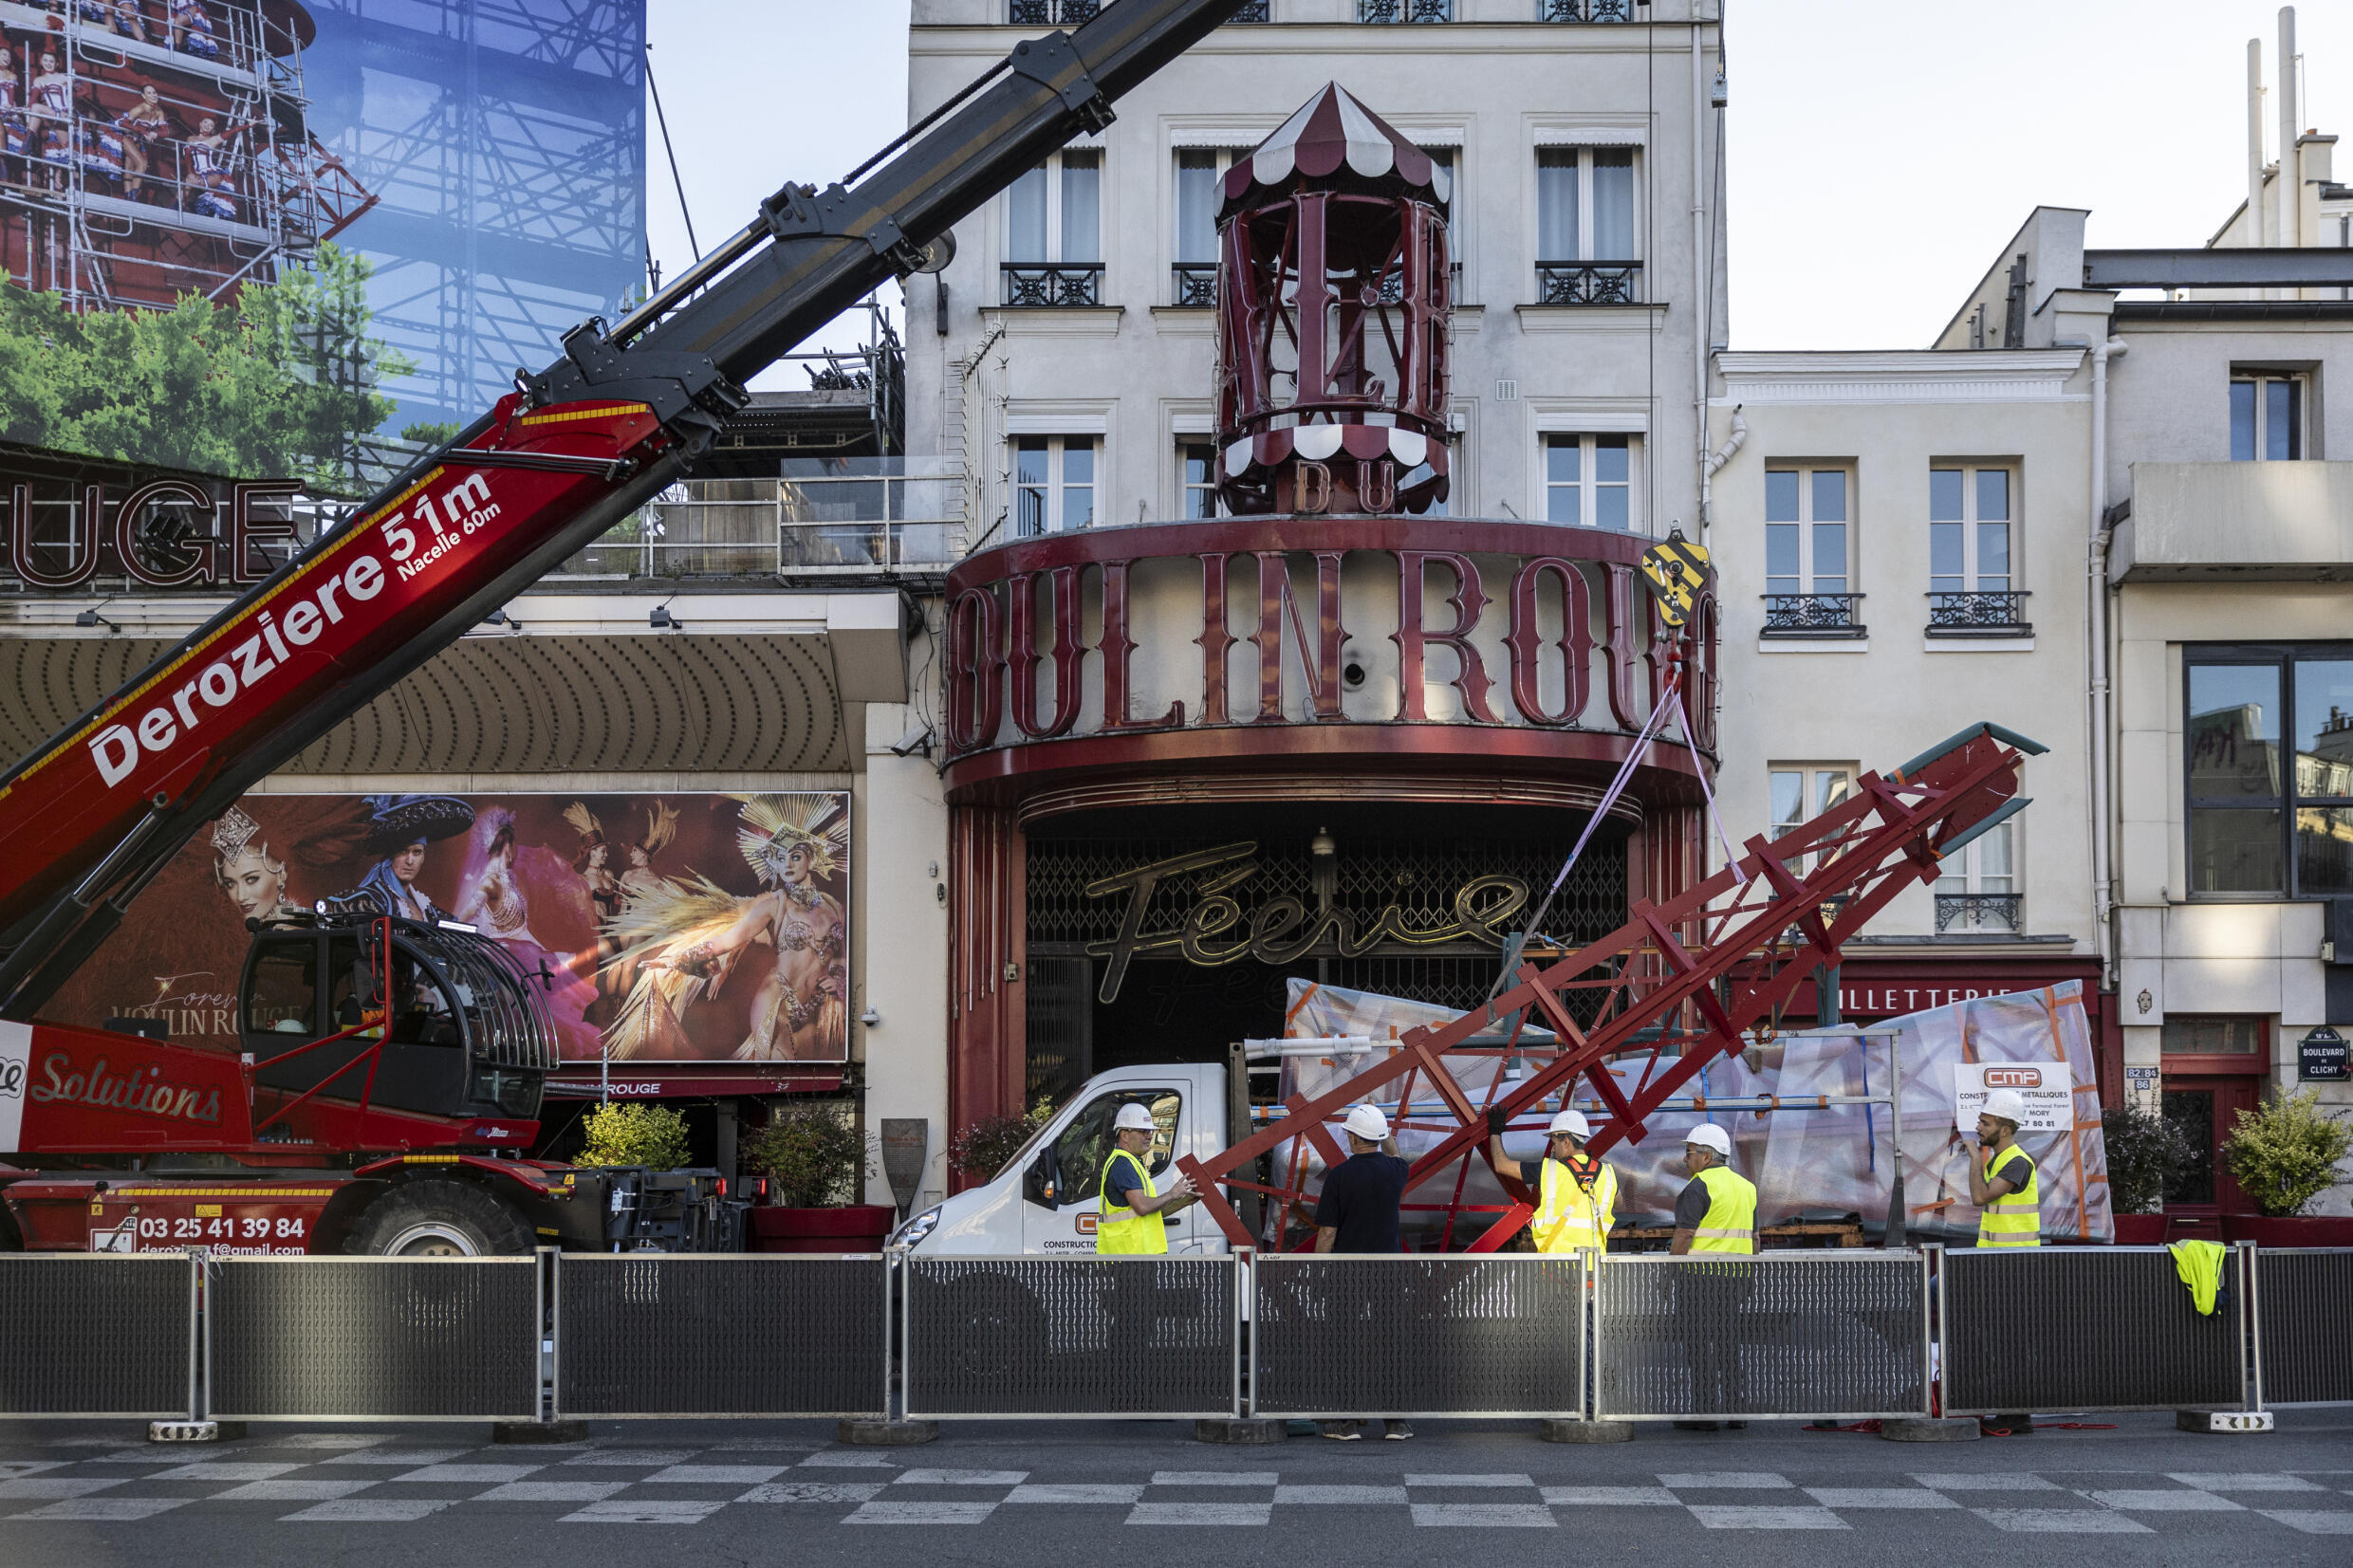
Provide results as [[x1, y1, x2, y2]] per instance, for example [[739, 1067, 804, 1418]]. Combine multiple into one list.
[[2248, 37, 2267, 247], [2278, 7, 2301, 249]]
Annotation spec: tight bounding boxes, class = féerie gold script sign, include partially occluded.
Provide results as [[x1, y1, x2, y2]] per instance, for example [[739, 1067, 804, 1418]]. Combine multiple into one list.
[[1083, 841, 1529, 1003]]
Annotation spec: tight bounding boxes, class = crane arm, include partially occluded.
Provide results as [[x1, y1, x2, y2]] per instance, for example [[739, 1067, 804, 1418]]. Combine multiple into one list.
[[0, 0, 1255, 1017]]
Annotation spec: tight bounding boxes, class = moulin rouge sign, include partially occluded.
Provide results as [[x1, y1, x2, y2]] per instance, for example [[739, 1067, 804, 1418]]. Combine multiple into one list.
[[5, 477, 305, 589], [942, 519, 1715, 766]]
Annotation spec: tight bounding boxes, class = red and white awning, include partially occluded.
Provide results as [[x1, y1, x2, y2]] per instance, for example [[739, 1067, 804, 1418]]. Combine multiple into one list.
[[1222, 83, 1450, 214]]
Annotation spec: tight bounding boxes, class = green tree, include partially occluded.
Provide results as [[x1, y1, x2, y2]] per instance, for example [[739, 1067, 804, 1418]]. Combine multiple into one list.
[[574, 1101, 694, 1170], [0, 244, 410, 494]]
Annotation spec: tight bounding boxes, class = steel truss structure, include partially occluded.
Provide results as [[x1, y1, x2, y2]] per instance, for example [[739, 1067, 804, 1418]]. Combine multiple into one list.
[[1177, 719, 2047, 1252]]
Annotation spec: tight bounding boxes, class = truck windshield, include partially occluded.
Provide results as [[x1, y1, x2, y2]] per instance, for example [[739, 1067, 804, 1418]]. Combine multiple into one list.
[[1048, 1089, 1182, 1203]]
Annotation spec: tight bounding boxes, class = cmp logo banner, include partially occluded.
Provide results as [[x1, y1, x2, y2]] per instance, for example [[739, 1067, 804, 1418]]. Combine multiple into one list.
[[1952, 1060, 2073, 1134], [0, 1021, 29, 1148]]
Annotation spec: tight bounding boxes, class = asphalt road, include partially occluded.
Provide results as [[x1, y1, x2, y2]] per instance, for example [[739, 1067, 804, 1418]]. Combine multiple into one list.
[[3, 1409, 2348, 1566]]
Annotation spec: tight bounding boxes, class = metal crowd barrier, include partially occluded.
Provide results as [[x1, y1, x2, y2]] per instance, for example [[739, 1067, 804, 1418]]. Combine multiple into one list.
[[1252, 1254, 1585, 1420], [903, 1256, 1241, 1420], [206, 1256, 541, 1423], [1941, 1244, 2249, 1416], [555, 1253, 888, 1419], [0, 1254, 197, 1420], [1597, 1250, 1931, 1422], [2253, 1248, 2353, 1408]]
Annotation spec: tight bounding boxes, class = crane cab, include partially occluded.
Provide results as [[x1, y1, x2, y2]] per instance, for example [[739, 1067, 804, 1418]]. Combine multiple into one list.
[[238, 914, 555, 1127]]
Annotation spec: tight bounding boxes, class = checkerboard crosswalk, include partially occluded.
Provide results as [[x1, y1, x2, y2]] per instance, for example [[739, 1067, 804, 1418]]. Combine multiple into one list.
[[1, 1441, 2349, 1530]]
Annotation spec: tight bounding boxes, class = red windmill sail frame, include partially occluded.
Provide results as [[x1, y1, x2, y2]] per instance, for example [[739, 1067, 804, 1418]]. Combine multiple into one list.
[[1175, 720, 2043, 1253]]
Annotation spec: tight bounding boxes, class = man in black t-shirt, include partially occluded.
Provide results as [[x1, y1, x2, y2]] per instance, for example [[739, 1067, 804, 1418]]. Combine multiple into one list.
[[1312, 1103, 1412, 1441]]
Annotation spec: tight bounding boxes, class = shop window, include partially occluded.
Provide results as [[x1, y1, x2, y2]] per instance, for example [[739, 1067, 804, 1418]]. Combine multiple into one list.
[[2229, 371, 2307, 461], [2186, 647, 2353, 896], [1535, 146, 1638, 303], [1004, 149, 1102, 305], [1044, 1088, 1182, 1204], [1763, 467, 1860, 636], [1927, 465, 2027, 635], [2161, 1016, 2265, 1057], [1935, 818, 2018, 933], [1012, 435, 1097, 536], [1178, 440, 1224, 519], [1543, 434, 1634, 529], [1769, 765, 1855, 874]]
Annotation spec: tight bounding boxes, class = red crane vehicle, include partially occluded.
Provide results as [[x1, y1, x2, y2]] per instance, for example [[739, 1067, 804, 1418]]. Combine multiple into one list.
[[0, 0, 1264, 1257]]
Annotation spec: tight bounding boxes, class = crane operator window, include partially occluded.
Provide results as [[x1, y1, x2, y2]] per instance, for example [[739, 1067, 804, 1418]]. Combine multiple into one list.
[[245, 944, 318, 1035]]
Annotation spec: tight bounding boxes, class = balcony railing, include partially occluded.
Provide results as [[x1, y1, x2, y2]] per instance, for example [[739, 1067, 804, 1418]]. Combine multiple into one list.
[[1536, 261, 1642, 305], [1002, 262, 1104, 307], [1360, 0, 1453, 21], [1936, 893, 2023, 934], [1171, 263, 1219, 307], [1229, 0, 1272, 18], [555, 460, 965, 581], [1542, 0, 1636, 19], [1009, 0, 1099, 23], [1925, 590, 2032, 636], [1761, 593, 1867, 637]]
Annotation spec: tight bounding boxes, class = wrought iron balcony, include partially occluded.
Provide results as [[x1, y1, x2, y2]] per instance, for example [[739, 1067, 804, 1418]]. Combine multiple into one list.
[[1542, 0, 1635, 19], [1171, 263, 1218, 307], [1229, 0, 1272, 18], [1369, 260, 1461, 305], [1002, 262, 1104, 307], [1009, 0, 1099, 23], [1761, 593, 1867, 637], [1359, 0, 1453, 21], [1536, 261, 1642, 305], [1936, 893, 2023, 934], [1925, 590, 2032, 636]]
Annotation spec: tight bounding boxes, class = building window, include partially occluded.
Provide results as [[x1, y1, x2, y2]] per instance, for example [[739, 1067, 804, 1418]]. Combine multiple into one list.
[[1540, 0, 1635, 18], [2230, 372, 2306, 461], [1936, 819, 2020, 932], [1927, 465, 2028, 634], [1013, 436, 1097, 536], [1004, 150, 1102, 306], [1543, 434, 1633, 529], [1770, 766, 1855, 874], [1535, 146, 1638, 304], [1359, 0, 1453, 20], [2185, 647, 2353, 896], [1179, 440, 1223, 519], [2161, 1016, 2265, 1056], [1174, 148, 1247, 305], [1762, 468, 1862, 636]]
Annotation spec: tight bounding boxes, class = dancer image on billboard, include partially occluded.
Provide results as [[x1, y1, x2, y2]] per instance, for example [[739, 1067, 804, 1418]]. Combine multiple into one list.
[[210, 804, 306, 929], [320, 794, 473, 923], [453, 805, 602, 1060], [606, 794, 850, 1062]]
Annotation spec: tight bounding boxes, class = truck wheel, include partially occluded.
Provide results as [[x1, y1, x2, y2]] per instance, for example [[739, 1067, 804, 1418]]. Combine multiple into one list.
[[347, 1180, 532, 1257]]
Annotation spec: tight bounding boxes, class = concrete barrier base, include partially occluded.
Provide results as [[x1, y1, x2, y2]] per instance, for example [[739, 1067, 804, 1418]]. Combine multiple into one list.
[[839, 1418, 939, 1447], [1878, 1417, 1980, 1443], [1195, 1418, 1287, 1445], [1542, 1419, 1633, 1443], [2177, 1409, 2274, 1434], [148, 1420, 242, 1443], [491, 1420, 589, 1445]]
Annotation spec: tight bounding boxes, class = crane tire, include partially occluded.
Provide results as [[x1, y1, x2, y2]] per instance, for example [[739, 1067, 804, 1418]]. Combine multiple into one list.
[[347, 1179, 533, 1257]]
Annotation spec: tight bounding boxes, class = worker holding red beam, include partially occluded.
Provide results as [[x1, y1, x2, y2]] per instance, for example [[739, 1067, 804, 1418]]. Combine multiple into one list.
[[1485, 1105, 1619, 1255]]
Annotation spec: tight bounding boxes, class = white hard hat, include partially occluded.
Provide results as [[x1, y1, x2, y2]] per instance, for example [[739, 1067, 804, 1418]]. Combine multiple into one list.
[[1980, 1089, 2029, 1125], [1113, 1102, 1157, 1133], [1343, 1103, 1389, 1142], [1684, 1122, 1732, 1157], [1547, 1109, 1591, 1140]]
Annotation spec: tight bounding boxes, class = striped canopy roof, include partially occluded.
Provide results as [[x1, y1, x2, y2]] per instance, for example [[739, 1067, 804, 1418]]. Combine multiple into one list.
[[1220, 83, 1451, 219]]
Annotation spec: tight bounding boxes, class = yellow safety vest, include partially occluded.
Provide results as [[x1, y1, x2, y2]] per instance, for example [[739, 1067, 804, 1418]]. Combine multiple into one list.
[[1532, 1154, 1618, 1254], [1977, 1143, 2041, 1248], [1687, 1163, 1757, 1255], [1096, 1148, 1167, 1256]]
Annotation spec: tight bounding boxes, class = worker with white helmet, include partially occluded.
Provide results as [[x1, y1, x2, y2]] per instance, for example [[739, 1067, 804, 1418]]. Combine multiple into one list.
[[1313, 1102, 1413, 1441], [1485, 1104, 1618, 1254], [1669, 1120, 1758, 1430], [1096, 1100, 1196, 1255], [1967, 1088, 2041, 1249]]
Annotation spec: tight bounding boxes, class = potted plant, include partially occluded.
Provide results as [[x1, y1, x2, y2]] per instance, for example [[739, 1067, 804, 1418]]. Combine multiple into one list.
[[2220, 1089, 2353, 1246], [946, 1098, 1054, 1190], [2100, 1101, 2195, 1245], [742, 1102, 890, 1252], [573, 1100, 693, 1170]]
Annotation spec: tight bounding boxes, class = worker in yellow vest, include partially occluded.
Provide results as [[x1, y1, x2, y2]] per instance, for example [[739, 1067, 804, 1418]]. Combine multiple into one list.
[[1486, 1106, 1617, 1253], [1096, 1101, 1195, 1255], [1668, 1122, 1756, 1430], [1967, 1087, 2041, 1249]]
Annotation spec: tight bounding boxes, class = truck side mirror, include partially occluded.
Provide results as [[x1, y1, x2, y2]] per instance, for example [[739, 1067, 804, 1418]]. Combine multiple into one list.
[[1022, 1148, 1058, 1207]]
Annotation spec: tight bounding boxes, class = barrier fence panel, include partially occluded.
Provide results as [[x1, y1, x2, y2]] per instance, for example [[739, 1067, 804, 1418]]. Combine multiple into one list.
[[556, 1254, 888, 1418], [1596, 1250, 1929, 1422], [1252, 1255, 1585, 1419], [0, 1253, 197, 1419], [2254, 1247, 2353, 1408], [207, 1257, 541, 1422], [904, 1255, 1239, 1419], [1942, 1245, 2246, 1416]]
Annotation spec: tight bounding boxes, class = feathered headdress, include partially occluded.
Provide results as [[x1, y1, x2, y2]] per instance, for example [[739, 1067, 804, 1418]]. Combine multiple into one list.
[[732, 794, 846, 886], [639, 800, 679, 856], [562, 801, 603, 844]]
